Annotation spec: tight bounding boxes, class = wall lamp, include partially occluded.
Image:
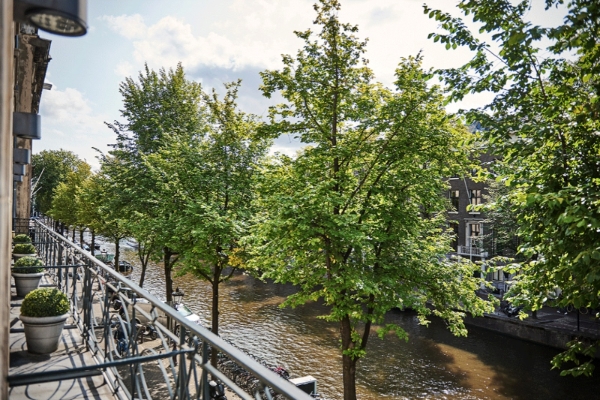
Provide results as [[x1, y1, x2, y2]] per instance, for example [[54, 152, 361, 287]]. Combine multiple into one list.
[[14, 0, 88, 37], [14, 148, 31, 165], [13, 112, 41, 140]]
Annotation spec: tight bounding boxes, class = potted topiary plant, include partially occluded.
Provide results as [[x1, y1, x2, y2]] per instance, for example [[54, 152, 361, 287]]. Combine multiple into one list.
[[12, 256, 45, 297], [13, 233, 32, 244], [20, 288, 70, 354], [13, 243, 36, 260]]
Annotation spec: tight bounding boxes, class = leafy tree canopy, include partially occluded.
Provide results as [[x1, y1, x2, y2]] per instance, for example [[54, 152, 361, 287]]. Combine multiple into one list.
[[32, 149, 86, 214], [104, 63, 205, 301], [250, 1, 494, 399], [49, 161, 92, 228], [426, 0, 600, 376]]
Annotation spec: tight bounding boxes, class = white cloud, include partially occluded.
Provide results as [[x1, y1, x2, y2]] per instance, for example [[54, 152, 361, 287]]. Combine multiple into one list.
[[98, 0, 467, 88], [38, 87, 113, 169], [100, 2, 313, 73], [99, 14, 147, 39]]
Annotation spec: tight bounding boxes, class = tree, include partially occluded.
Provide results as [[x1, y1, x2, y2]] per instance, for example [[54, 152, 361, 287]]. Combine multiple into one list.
[[49, 161, 92, 243], [250, 2, 494, 399], [426, 0, 600, 376], [106, 63, 203, 302], [143, 82, 269, 366], [77, 170, 130, 269], [32, 150, 85, 215]]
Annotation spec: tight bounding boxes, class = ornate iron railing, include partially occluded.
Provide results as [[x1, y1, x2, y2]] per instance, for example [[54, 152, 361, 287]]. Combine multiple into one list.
[[13, 218, 313, 400]]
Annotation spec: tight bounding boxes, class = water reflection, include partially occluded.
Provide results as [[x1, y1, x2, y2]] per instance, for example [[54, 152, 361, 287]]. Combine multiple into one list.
[[114, 248, 600, 399]]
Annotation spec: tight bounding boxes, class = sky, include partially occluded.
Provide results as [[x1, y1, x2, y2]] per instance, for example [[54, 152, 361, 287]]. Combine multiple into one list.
[[34, 0, 567, 169]]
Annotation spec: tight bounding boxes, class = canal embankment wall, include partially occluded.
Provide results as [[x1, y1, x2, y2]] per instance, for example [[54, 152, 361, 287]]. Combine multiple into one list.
[[464, 308, 600, 357]]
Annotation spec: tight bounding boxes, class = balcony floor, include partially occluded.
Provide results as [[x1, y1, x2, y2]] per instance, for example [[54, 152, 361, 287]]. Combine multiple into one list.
[[8, 278, 117, 400]]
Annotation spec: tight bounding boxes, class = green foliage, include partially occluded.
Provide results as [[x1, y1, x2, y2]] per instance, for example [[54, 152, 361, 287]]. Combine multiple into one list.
[[251, 1, 495, 397], [551, 339, 597, 377], [13, 243, 36, 254], [480, 176, 523, 260], [32, 149, 85, 214], [166, 81, 269, 286], [13, 234, 31, 244], [12, 256, 44, 273], [104, 63, 204, 298], [49, 161, 92, 230], [21, 288, 70, 317], [426, 0, 600, 375]]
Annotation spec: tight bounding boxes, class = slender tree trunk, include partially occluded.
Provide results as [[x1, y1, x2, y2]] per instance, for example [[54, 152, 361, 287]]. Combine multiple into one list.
[[79, 228, 84, 249], [138, 261, 147, 288], [91, 230, 95, 256], [211, 264, 221, 367], [72, 227, 75, 241], [138, 245, 149, 288], [341, 315, 357, 400], [164, 247, 174, 302], [114, 239, 120, 273]]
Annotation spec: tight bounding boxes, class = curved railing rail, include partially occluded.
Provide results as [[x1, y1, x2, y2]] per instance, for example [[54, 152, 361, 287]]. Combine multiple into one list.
[[26, 218, 313, 400]]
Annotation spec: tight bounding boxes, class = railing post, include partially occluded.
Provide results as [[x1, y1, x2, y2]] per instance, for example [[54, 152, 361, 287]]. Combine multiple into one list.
[[82, 260, 93, 345], [130, 293, 137, 399], [57, 238, 63, 289], [178, 325, 187, 400], [202, 340, 209, 400]]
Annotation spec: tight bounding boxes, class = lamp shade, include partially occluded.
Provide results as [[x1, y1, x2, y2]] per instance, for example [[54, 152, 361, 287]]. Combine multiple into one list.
[[14, 164, 26, 175], [14, 148, 31, 165], [13, 112, 41, 140], [14, 0, 88, 37]]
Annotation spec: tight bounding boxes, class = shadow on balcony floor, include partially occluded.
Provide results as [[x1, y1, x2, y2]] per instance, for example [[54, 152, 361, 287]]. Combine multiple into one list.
[[8, 278, 117, 400]]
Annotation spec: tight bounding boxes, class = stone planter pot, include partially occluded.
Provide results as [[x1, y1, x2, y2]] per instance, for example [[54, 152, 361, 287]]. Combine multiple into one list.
[[20, 313, 70, 354], [12, 272, 44, 297], [12, 253, 37, 261]]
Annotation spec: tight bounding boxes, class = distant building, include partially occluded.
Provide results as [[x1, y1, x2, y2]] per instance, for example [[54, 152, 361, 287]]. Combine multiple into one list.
[[446, 124, 514, 292]]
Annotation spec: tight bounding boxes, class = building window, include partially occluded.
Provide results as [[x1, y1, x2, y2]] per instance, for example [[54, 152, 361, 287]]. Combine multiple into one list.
[[470, 189, 482, 207], [449, 190, 460, 211], [468, 222, 481, 247], [450, 221, 459, 251]]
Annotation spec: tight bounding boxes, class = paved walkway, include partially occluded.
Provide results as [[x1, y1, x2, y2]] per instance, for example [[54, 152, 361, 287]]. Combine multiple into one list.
[[485, 292, 600, 339], [8, 278, 117, 400]]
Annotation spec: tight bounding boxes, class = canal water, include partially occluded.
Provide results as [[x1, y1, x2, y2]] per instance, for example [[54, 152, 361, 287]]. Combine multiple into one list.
[[113, 247, 600, 399]]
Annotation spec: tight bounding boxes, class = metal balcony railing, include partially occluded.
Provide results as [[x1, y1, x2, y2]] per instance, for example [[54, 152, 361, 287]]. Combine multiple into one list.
[[10, 218, 313, 400], [457, 245, 488, 257]]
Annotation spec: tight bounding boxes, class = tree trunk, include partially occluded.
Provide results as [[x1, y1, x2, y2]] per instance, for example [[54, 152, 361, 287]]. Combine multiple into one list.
[[341, 315, 358, 400], [79, 228, 84, 250], [72, 228, 75, 241], [138, 245, 149, 288], [91, 230, 95, 256], [138, 262, 147, 288], [114, 239, 120, 274], [164, 247, 174, 302], [211, 264, 221, 367]]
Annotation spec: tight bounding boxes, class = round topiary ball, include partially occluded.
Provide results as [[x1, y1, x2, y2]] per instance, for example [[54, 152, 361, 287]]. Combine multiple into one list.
[[13, 234, 32, 244], [21, 288, 70, 318], [13, 256, 44, 273], [13, 243, 36, 254]]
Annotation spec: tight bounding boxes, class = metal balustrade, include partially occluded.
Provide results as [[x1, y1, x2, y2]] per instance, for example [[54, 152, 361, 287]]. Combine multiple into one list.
[[12, 218, 313, 400], [457, 245, 487, 257]]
